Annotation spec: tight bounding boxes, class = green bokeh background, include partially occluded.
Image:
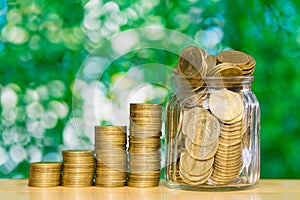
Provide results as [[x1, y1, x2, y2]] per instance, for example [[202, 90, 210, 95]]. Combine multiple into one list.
[[0, 0, 300, 179]]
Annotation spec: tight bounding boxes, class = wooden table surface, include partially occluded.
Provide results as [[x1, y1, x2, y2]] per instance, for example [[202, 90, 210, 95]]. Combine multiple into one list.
[[0, 179, 300, 200]]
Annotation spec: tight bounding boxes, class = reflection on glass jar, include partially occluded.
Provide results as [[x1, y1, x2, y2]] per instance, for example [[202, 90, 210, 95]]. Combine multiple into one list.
[[165, 76, 260, 190]]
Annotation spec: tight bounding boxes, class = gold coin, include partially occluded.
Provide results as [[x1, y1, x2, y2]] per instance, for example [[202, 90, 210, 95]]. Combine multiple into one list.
[[185, 138, 219, 160], [183, 107, 220, 145], [206, 54, 217, 71], [62, 150, 93, 157], [221, 120, 245, 132], [214, 160, 243, 172], [240, 54, 256, 71], [179, 166, 212, 186], [127, 181, 160, 188], [179, 152, 214, 176], [178, 46, 208, 78], [129, 170, 161, 175], [218, 136, 241, 146], [180, 88, 208, 107], [242, 68, 255, 76], [130, 116, 162, 123], [216, 142, 242, 152], [94, 180, 126, 187], [129, 164, 161, 171], [128, 147, 160, 153], [209, 89, 244, 122], [130, 103, 162, 111], [96, 162, 126, 169], [128, 174, 160, 181], [208, 63, 243, 77], [221, 126, 244, 135], [129, 151, 161, 158], [212, 165, 242, 178], [217, 50, 249, 66], [30, 162, 62, 168], [129, 124, 162, 133], [95, 125, 127, 133]]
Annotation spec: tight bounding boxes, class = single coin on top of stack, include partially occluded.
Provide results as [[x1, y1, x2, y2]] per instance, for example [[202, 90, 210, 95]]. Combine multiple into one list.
[[208, 89, 246, 185], [128, 103, 162, 187], [28, 162, 62, 187], [61, 150, 94, 187], [94, 126, 127, 187]]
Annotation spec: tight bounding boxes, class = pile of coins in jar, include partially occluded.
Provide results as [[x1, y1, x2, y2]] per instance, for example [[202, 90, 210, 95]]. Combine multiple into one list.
[[167, 46, 257, 186], [28, 103, 162, 188]]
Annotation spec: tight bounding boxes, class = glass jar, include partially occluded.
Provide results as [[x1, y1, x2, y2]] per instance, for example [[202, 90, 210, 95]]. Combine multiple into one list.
[[165, 76, 260, 190]]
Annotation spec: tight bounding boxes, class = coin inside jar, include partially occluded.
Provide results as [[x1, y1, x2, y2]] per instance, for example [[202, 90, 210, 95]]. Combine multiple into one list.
[[185, 138, 219, 160], [209, 89, 244, 122], [179, 152, 214, 176], [183, 107, 220, 146]]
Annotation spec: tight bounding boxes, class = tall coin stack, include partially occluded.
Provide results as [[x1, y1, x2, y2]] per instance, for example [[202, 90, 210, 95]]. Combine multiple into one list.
[[94, 126, 127, 187], [128, 103, 162, 187], [61, 150, 95, 187], [28, 162, 62, 187]]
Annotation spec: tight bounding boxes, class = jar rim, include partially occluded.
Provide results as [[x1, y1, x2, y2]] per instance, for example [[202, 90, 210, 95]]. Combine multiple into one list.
[[204, 76, 254, 82], [172, 75, 254, 81], [204, 76, 254, 88]]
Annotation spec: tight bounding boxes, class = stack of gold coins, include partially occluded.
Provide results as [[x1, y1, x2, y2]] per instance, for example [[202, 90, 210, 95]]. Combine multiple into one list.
[[28, 162, 62, 187], [61, 150, 94, 187], [94, 126, 127, 187], [216, 50, 256, 76], [128, 103, 162, 187], [208, 89, 246, 185]]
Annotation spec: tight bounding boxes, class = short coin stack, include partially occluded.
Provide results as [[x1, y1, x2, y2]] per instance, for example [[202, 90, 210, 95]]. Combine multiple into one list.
[[128, 103, 162, 187], [180, 107, 220, 185], [28, 162, 62, 187], [94, 126, 127, 187], [61, 150, 94, 187], [209, 89, 246, 184]]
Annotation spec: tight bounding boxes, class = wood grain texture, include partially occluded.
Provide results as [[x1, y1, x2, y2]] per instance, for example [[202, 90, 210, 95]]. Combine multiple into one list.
[[0, 179, 300, 200]]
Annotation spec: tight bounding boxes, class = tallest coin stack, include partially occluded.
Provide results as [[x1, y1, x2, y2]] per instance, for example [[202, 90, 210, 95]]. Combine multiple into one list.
[[128, 104, 162, 187]]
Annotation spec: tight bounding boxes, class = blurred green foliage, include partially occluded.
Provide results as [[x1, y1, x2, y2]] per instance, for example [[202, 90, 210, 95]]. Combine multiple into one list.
[[0, 0, 300, 179]]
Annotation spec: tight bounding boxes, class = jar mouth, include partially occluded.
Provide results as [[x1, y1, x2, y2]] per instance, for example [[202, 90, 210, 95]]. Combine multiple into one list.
[[204, 76, 254, 88], [172, 75, 254, 84], [204, 76, 254, 82], [172, 75, 254, 90]]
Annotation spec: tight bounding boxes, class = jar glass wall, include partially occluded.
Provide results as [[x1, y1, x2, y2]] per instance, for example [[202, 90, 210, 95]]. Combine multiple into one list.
[[165, 76, 260, 190]]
